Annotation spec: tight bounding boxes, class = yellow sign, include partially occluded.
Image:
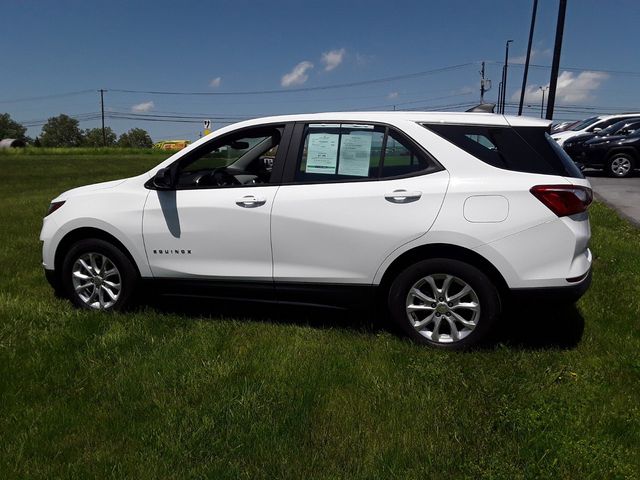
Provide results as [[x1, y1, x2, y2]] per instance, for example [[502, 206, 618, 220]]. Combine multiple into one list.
[[153, 140, 190, 151]]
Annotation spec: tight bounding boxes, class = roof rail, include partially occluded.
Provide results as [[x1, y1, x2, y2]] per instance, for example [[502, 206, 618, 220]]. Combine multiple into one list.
[[465, 103, 496, 113]]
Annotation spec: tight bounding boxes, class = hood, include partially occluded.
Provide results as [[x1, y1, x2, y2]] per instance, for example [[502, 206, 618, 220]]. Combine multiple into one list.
[[564, 133, 595, 145], [551, 130, 576, 139], [585, 133, 632, 146], [54, 178, 127, 201]]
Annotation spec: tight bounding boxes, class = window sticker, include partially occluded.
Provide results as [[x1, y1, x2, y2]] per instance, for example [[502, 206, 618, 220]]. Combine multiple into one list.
[[306, 132, 339, 174], [338, 132, 372, 177]]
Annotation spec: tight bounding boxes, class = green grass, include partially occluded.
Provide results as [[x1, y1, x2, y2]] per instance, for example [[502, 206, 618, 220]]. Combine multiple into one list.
[[0, 147, 170, 156], [1, 154, 639, 479]]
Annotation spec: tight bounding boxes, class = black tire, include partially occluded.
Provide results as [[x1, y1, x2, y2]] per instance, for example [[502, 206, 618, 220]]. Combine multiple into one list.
[[607, 153, 635, 178], [61, 238, 138, 311], [388, 258, 500, 350]]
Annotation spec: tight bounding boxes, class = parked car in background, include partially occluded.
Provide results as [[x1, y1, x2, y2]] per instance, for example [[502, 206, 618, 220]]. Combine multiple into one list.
[[563, 118, 640, 158], [572, 129, 640, 177], [551, 120, 580, 133], [551, 113, 640, 146], [40, 111, 592, 350]]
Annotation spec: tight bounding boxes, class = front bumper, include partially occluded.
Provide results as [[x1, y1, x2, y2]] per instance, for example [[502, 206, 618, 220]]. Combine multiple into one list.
[[44, 268, 62, 294]]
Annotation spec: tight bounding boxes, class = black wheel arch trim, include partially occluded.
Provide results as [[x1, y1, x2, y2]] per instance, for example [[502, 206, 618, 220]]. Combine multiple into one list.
[[53, 227, 141, 281], [377, 243, 510, 305], [606, 147, 637, 161]]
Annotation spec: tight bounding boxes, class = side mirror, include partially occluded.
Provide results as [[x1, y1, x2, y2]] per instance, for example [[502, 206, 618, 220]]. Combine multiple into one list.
[[147, 167, 174, 190], [592, 127, 602, 132]]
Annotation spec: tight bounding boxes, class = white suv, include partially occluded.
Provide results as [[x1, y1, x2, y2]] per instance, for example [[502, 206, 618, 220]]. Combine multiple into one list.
[[40, 112, 593, 349]]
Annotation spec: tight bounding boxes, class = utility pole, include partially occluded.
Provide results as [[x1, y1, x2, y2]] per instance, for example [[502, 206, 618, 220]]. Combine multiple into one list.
[[497, 81, 503, 112], [539, 86, 548, 118], [500, 40, 514, 114], [99, 89, 106, 146], [479, 61, 492, 103], [480, 61, 486, 103], [546, 0, 568, 120], [518, 0, 538, 116]]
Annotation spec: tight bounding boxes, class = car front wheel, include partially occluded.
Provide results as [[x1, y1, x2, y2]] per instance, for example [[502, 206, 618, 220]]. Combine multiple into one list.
[[608, 153, 635, 178], [388, 259, 500, 349], [61, 238, 137, 311]]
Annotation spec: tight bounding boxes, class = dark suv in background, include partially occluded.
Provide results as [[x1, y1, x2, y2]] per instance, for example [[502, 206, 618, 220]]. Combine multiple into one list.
[[563, 119, 640, 177]]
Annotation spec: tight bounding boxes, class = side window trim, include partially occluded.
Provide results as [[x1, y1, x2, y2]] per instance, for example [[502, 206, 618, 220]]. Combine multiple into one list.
[[280, 121, 443, 185], [168, 122, 295, 190]]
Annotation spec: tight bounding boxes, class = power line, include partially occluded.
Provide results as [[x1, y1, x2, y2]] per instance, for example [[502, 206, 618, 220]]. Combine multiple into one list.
[[0, 90, 94, 104], [107, 64, 475, 96], [489, 61, 640, 78]]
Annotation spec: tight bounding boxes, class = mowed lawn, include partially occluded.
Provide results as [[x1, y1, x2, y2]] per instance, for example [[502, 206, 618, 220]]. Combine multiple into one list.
[[1, 152, 639, 479]]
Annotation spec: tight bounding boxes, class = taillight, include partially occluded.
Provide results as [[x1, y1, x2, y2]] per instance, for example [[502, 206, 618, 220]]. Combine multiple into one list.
[[530, 185, 593, 217], [46, 201, 65, 217]]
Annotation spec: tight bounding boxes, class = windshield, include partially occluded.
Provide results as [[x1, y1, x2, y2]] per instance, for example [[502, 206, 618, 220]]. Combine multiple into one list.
[[611, 119, 640, 135], [598, 120, 631, 136], [571, 117, 600, 131]]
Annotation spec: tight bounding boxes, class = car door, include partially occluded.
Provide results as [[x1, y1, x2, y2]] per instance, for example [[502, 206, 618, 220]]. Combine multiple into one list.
[[270, 122, 449, 287], [143, 123, 292, 281]]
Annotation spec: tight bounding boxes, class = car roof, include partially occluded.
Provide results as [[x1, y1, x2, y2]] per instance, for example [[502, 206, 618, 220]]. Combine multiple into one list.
[[155, 111, 551, 171], [232, 111, 551, 128], [598, 112, 640, 120]]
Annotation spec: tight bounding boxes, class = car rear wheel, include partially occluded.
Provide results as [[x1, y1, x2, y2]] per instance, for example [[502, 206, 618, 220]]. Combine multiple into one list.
[[388, 259, 500, 350], [61, 238, 137, 311], [608, 153, 635, 178]]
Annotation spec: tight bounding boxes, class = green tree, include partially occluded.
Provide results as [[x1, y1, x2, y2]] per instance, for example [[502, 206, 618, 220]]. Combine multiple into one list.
[[0, 113, 27, 140], [118, 128, 153, 148], [83, 127, 117, 147], [40, 114, 84, 147]]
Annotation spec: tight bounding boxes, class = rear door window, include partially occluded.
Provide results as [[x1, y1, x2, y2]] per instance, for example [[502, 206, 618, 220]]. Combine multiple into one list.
[[381, 129, 433, 178], [296, 124, 385, 182]]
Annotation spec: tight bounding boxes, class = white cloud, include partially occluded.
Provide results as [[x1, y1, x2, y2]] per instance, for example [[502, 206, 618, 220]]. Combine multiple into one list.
[[281, 61, 314, 87], [131, 101, 154, 113], [209, 76, 222, 88], [321, 48, 346, 71], [511, 70, 609, 105], [387, 92, 399, 99]]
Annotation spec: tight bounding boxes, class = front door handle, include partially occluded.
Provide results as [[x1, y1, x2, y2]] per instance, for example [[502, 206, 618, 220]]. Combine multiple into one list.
[[235, 195, 267, 208], [384, 189, 422, 204]]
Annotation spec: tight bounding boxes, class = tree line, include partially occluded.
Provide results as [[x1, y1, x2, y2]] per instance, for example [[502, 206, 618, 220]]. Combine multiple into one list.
[[0, 112, 153, 148]]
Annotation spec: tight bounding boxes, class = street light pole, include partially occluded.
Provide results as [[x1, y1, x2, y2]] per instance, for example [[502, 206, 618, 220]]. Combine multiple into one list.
[[501, 40, 514, 114], [539, 86, 548, 119]]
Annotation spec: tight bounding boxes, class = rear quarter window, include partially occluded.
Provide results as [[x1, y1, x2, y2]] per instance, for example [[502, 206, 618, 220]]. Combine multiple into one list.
[[423, 123, 583, 178]]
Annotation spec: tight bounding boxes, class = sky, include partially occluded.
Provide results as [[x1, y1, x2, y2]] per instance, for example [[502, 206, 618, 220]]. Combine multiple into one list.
[[2, 0, 640, 142]]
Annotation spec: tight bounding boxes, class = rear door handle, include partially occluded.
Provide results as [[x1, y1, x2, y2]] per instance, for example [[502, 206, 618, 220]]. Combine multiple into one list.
[[384, 189, 422, 204], [235, 195, 267, 208]]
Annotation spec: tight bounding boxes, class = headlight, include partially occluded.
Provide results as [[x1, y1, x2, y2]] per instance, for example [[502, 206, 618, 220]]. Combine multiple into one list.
[[46, 201, 65, 217]]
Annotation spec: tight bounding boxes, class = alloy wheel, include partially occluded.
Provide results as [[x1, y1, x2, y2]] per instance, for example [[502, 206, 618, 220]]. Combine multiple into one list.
[[71, 252, 122, 309], [610, 156, 632, 177], [405, 273, 481, 343]]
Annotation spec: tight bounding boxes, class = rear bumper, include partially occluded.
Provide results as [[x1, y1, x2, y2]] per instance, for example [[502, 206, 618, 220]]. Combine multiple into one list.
[[508, 268, 592, 305]]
